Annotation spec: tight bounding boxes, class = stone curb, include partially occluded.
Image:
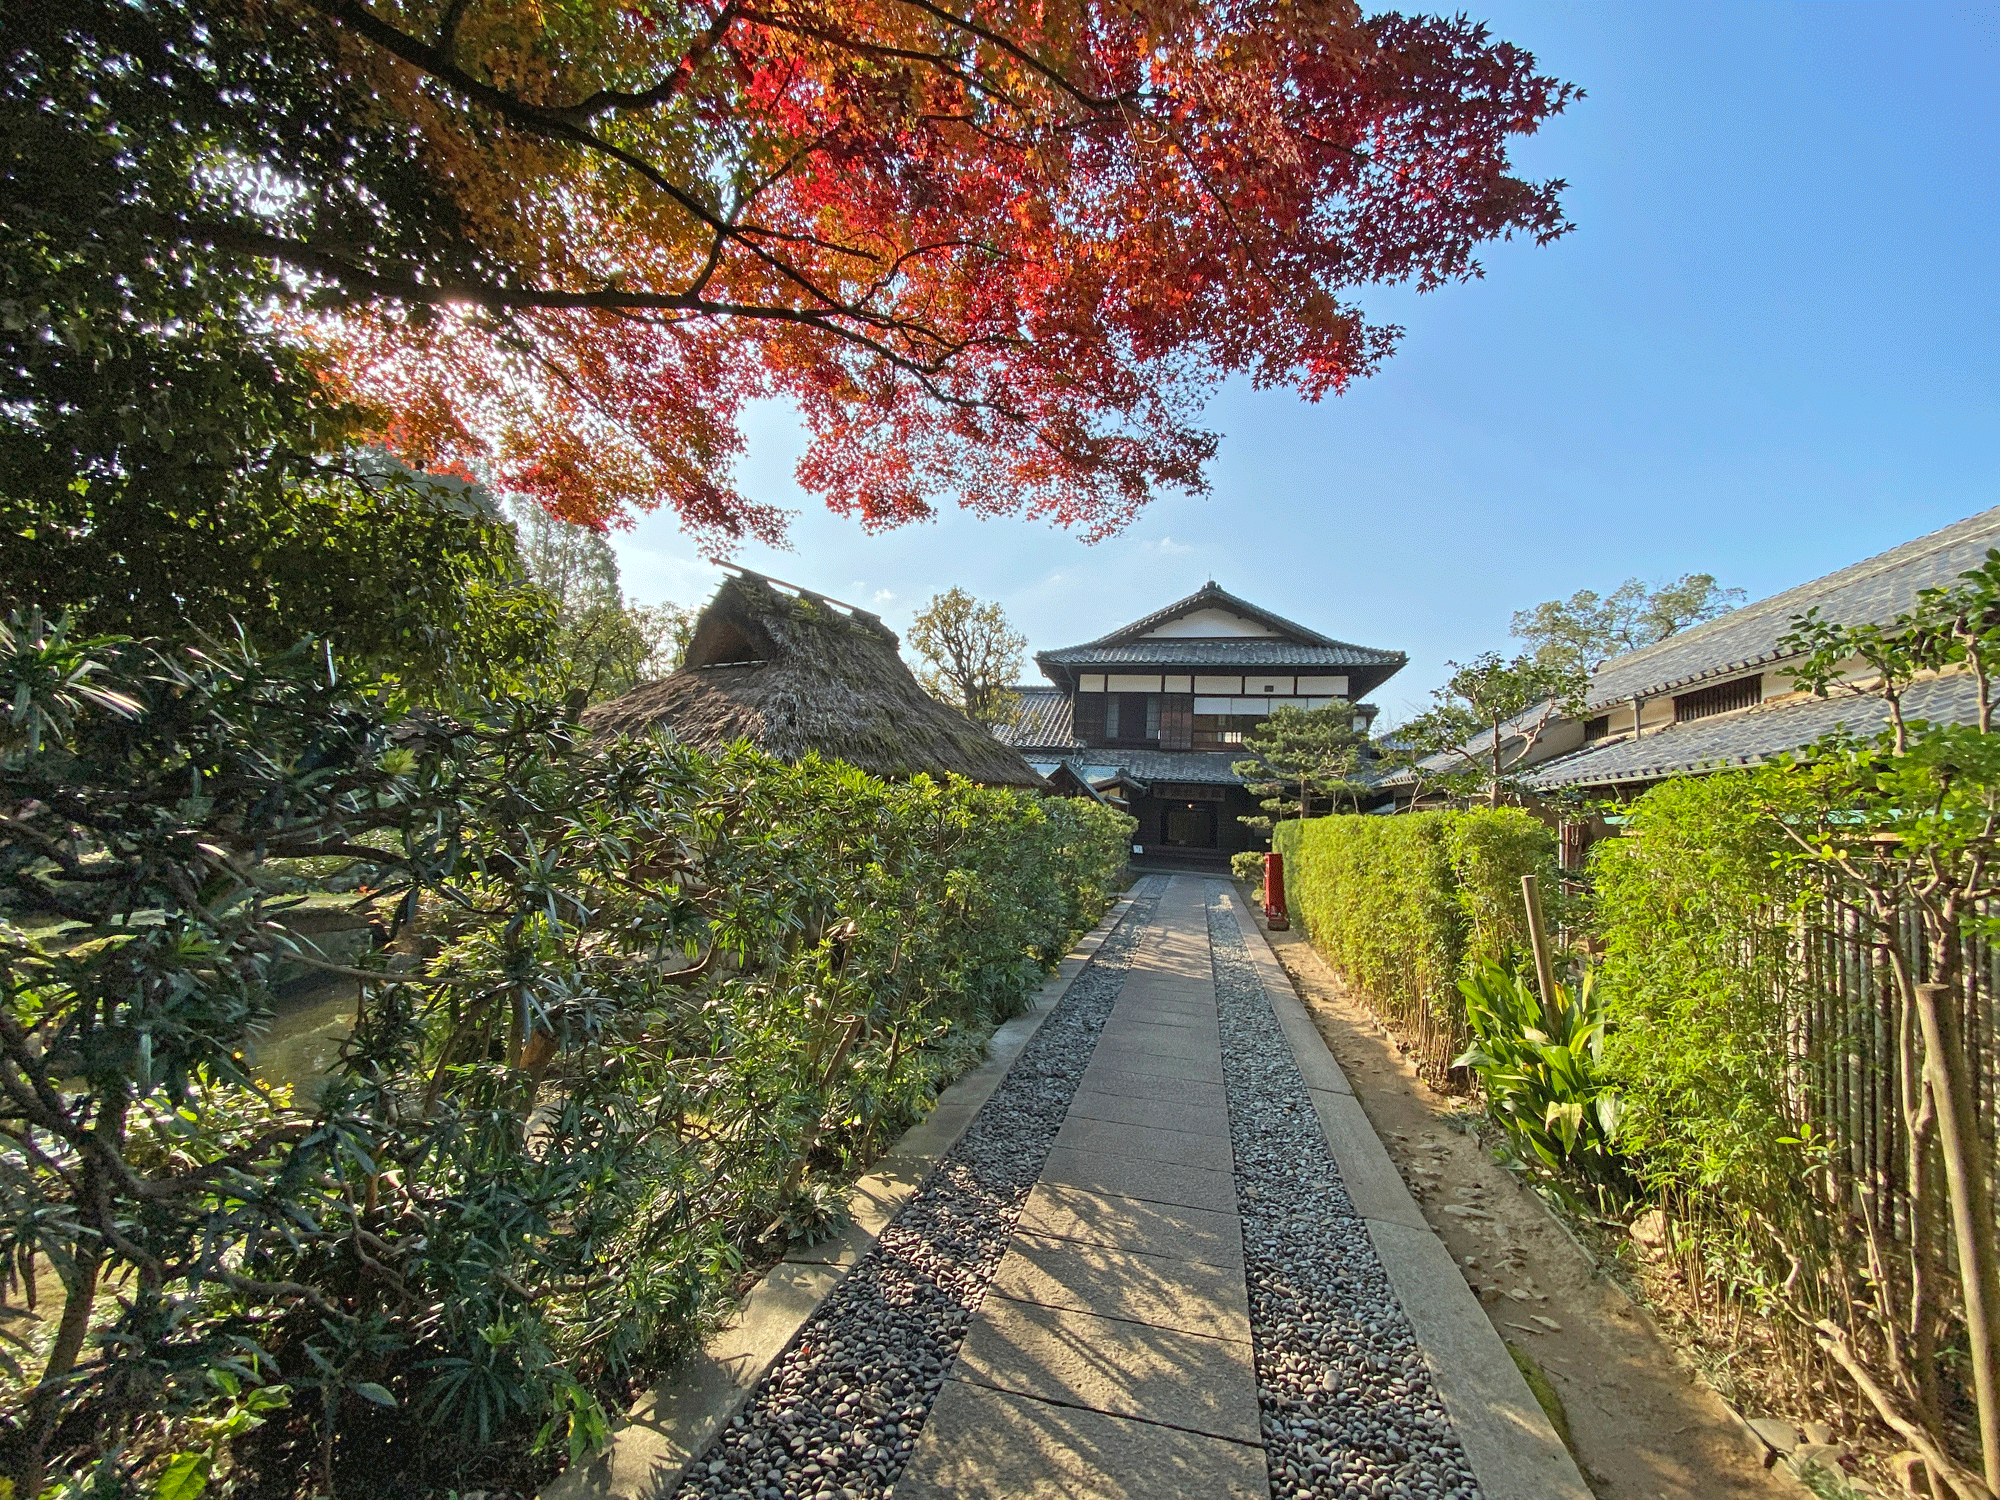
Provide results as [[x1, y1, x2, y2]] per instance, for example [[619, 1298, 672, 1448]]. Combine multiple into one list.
[[1221, 886, 1593, 1500], [542, 891, 1142, 1500]]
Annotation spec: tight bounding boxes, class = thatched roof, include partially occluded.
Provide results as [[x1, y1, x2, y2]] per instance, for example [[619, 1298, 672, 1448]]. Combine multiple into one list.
[[585, 568, 1048, 790]]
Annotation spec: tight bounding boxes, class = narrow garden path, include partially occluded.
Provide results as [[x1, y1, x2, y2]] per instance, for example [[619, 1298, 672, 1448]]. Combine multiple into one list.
[[666, 876, 1582, 1500]]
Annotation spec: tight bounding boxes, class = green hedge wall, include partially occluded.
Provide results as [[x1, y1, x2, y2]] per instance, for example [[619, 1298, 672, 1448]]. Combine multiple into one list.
[[1273, 808, 1558, 1080]]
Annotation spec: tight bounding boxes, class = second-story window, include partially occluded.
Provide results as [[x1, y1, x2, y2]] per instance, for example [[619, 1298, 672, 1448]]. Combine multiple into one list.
[[1673, 675, 1763, 723]]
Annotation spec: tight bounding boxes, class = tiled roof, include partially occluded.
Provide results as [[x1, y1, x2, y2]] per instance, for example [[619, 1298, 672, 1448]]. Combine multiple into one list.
[[1585, 507, 2000, 710], [1526, 675, 1981, 790], [1038, 640, 1395, 668], [1023, 749, 1252, 786], [996, 687, 1079, 749]]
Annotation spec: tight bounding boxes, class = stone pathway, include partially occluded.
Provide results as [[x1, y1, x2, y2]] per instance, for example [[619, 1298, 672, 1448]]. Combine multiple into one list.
[[649, 874, 1586, 1500], [896, 876, 1268, 1498]]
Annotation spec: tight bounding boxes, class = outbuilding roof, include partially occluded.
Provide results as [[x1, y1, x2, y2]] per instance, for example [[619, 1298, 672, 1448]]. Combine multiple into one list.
[[586, 568, 1047, 789], [1526, 675, 1981, 791], [998, 686, 1079, 750], [1585, 506, 2000, 711]]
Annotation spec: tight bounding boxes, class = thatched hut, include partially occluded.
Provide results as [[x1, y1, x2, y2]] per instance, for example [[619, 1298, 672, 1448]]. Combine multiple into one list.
[[585, 568, 1047, 790]]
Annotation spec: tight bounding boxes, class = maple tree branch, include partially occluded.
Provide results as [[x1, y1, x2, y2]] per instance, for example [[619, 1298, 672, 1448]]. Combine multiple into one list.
[[881, 0, 1141, 113], [545, 2, 744, 123]]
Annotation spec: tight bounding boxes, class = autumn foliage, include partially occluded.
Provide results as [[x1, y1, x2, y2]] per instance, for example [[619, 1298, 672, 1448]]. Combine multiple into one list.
[[26, 0, 1576, 549]]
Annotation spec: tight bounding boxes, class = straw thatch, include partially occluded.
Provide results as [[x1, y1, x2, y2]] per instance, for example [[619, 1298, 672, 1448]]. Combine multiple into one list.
[[585, 569, 1048, 789]]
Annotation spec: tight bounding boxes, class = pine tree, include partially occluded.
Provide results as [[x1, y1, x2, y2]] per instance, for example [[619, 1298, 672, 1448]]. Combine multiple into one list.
[[1232, 705, 1369, 835]]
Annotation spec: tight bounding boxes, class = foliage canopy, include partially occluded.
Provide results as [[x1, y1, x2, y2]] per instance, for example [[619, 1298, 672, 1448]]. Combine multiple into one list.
[[9, 0, 1576, 550]]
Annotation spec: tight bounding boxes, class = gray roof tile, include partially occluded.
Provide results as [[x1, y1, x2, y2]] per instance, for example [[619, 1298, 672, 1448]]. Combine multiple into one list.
[[996, 687, 1079, 749], [1586, 507, 2000, 709], [1527, 675, 1981, 790], [1038, 640, 1394, 668]]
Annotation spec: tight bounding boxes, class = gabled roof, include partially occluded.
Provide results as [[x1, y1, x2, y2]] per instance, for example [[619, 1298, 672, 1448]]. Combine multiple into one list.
[[1038, 640, 1391, 668], [1034, 581, 1406, 696], [1054, 580, 1404, 661], [1586, 506, 2000, 710]]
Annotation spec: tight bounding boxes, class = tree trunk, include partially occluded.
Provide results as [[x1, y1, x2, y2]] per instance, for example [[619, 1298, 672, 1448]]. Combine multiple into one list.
[[18, 1245, 101, 1498], [1916, 981, 2000, 1491]]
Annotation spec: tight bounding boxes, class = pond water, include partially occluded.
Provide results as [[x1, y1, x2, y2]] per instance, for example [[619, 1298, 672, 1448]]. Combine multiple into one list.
[[245, 978, 359, 1103]]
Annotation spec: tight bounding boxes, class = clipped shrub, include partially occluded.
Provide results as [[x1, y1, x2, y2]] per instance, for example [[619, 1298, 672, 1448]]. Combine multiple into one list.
[[1591, 767, 1818, 1223], [1273, 808, 1557, 1080], [0, 631, 1132, 1496], [1230, 849, 1266, 887]]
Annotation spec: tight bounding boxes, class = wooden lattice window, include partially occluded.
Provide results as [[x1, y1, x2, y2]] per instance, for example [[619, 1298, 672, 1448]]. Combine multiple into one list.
[[1673, 675, 1762, 723]]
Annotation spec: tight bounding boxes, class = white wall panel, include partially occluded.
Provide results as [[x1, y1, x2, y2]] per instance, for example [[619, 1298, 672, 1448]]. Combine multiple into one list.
[[1193, 674, 1242, 694], [1295, 675, 1349, 696], [1078, 674, 1105, 693], [1106, 673, 1163, 692]]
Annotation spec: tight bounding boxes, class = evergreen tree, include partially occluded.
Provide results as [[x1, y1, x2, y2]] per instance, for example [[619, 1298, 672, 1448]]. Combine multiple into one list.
[[1233, 705, 1370, 835]]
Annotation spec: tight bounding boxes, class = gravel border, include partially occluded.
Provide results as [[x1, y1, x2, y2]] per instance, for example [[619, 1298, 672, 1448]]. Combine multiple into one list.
[[1209, 892, 1484, 1500], [670, 877, 1167, 1500]]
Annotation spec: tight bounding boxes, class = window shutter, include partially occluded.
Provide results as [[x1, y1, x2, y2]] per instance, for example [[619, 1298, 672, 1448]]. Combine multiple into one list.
[[1158, 693, 1193, 751], [1073, 693, 1107, 743]]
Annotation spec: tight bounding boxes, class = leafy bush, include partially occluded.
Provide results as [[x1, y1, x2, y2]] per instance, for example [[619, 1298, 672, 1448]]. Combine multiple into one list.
[[1230, 850, 1266, 886], [1272, 809, 1558, 1080], [1592, 769, 1812, 1210], [1453, 961, 1629, 1206], [0, 629, 1131, 1497]]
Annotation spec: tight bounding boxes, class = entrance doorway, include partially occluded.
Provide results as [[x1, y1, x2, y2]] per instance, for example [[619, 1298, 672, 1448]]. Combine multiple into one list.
[[1162, 801, 1217, 848]]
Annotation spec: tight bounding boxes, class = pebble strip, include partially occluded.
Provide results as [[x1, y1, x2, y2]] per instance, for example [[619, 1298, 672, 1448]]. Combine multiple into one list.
[[670, 878, 1167, 1500], [1208, 892, 1483, 1500]]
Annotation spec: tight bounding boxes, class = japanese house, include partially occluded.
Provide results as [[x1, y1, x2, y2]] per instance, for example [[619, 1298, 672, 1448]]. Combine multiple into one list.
[[1379, 506, 2000, 863], [998, 582, 1406, 869]]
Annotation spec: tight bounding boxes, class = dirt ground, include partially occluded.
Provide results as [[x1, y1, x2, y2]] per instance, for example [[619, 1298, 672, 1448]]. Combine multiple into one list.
[[1256, 917, 1802, 1500]]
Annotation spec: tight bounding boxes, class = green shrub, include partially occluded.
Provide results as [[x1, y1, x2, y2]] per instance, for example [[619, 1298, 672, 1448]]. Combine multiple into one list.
[[1454, 961, 1630, 1206], [0, 631, 1132, 1496], [1273, 808, 1557, 1079], [1592, 767, 1819, 1222], [1230, 850, 1266, 886]]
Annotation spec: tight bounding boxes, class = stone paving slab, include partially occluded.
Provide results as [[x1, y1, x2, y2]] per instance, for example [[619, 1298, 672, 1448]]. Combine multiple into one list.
[[1052, 1114, 1236, 1172], [1037, 1147, 1243, 1214], [894, 1381, 1269, 1500], [1081, 1029, 1219, 1064], [1017, 1183, 1244, 1269], [952, 1297, 1261, 1443], [1099, 1007, 1219, 1033], [991, 1233, 1252, 1342], [1062, 1089, 1233, 1136], [1079, 1047, 1225, 1084], [1063, 1072, 1229, 1107]]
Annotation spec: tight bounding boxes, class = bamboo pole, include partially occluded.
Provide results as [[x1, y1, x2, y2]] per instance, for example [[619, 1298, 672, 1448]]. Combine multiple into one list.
[[1522, 872, 1561, 1031], [1918, 981, 2000, 1492]]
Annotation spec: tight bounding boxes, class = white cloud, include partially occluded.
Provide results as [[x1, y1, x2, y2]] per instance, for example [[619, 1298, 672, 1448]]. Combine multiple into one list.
[[1147, 535, 1194, 555], [873, 589, 896, 605]]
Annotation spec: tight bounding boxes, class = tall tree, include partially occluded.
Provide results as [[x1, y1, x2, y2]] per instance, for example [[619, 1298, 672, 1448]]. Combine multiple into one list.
[[1394, 652, 1588, 808], [907, 588, 1027, 729], [1512, 574, 1744, 671], [1232, 705, 1369, 834], [7, 0, 1577, 552], [506, 500, 694, 703]]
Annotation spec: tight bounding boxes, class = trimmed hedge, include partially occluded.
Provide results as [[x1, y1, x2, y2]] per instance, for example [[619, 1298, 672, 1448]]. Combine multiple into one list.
[[1273, 809, 1558, 1080]]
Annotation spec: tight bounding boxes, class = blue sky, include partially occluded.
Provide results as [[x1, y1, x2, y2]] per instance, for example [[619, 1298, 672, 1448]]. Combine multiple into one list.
[[612, 1, 2000, 727]]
